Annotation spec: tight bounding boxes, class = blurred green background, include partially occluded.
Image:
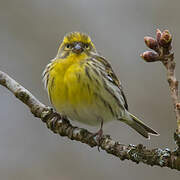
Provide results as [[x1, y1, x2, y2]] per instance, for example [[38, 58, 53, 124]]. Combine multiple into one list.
[[1, 0, 180, 179]]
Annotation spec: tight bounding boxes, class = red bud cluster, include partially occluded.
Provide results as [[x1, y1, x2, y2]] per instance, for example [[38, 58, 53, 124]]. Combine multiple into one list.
[[141, 29, 172, 63]]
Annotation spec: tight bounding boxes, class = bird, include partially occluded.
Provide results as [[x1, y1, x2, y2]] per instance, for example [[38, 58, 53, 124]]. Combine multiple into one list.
[[43, 32, 159, 142]]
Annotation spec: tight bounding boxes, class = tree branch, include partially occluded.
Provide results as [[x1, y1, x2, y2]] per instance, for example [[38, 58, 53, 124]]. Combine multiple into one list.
[[0, 29, 180, 171], [141, 29, 180, 134]]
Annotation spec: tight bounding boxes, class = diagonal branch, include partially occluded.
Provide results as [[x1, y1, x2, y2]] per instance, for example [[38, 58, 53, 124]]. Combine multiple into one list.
[[0, 70, 180, 170]]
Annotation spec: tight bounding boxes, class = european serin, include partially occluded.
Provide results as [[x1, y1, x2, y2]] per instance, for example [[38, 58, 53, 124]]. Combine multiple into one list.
[[43, 32, 159, 140]]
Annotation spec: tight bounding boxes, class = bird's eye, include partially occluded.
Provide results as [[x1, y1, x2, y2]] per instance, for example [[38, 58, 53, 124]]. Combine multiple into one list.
[[65, 44, 71, 49], [85, 44, 89, 49]]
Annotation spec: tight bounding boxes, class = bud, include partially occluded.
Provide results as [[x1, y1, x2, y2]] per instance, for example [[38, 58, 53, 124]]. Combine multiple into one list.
[[156, 29, 162, 43], [159, 30, 172, 48], [140, 51, 159, 62], [176, 103, 180, 110], [144, 36, 158, 51]]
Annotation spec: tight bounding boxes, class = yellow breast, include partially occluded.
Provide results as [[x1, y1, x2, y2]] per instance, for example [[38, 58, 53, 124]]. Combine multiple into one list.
[[45, 52, 118, 126], [47, 53, 94, 110]]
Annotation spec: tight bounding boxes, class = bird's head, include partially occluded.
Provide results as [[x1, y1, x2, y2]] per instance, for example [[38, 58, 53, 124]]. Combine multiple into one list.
[[57, 32, 96, 58]]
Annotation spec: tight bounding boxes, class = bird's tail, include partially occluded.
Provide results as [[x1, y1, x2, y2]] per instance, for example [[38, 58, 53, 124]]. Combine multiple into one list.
[[125, 113, 159, 139]]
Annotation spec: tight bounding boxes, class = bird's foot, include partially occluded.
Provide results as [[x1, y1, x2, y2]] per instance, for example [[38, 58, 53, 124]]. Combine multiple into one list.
[[90, 120, 104, 151]]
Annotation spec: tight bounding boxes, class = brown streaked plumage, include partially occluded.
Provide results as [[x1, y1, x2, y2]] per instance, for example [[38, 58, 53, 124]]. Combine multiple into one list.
[[43, 32, 159, 141]]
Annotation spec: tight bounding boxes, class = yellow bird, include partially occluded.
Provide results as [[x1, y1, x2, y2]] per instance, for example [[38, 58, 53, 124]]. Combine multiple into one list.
[[43, 32, 159, 141]]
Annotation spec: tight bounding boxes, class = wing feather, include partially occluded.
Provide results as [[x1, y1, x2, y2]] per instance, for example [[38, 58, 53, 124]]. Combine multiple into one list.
[[88, 54, 129, 110]]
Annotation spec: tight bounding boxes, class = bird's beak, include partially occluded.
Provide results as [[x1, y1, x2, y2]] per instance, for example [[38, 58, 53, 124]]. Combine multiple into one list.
[[72, 43, 83, 54]]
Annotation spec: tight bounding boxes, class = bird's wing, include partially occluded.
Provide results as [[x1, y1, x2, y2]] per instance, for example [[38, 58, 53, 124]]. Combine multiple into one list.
[[90, 54, 129, 110]]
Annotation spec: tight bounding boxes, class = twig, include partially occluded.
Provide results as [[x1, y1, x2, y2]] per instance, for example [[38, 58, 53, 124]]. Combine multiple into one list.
[[0, 69, 180, 170], [141, 29, 180, 136]]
